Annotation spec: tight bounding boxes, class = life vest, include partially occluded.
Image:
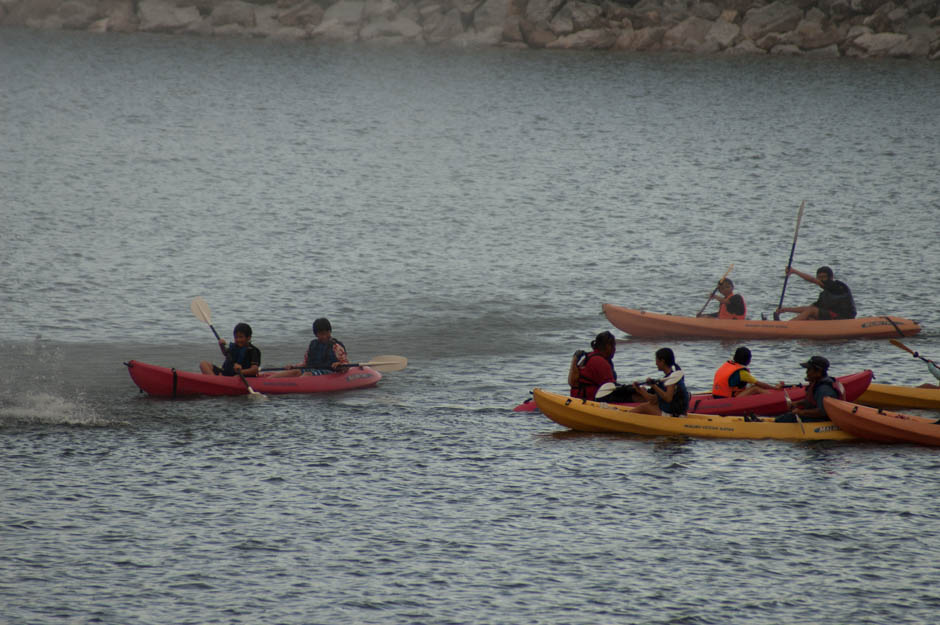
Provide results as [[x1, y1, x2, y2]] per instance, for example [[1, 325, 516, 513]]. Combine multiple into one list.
[[817, 280, 856, 319], [655, 370, 690, 417], [305, 338, 346, 371], [718, 295, 747, 320], [712, 360, 748, 398], [572, 352, 616, 400], [804, 376, 846, 408], [222, 342, 255, 376]]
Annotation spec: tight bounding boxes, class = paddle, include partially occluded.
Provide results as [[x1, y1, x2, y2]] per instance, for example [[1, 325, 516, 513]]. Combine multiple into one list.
[[773, 200, 806, 321], [696, 263, 734, 317], [890, 339, 937, 366], [190, 297, 265, 399], [783, 389, 805, 434], [261, 355, 408, 373]]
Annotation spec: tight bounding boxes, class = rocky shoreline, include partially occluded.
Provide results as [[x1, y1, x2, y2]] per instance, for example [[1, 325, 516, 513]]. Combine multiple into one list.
[[3, 0, 939, 59]]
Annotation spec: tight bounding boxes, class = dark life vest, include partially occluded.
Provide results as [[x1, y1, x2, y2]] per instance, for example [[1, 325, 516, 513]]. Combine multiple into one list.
[[222, 342, 257, 376], [305, 338, 346, 370], [816, 280, 856, 319]]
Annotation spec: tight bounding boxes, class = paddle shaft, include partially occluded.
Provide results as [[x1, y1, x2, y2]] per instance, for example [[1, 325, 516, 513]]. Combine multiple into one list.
[[890, 339, 937, 365], [774, 200, 806, 320], [696, 263, 734, 316]]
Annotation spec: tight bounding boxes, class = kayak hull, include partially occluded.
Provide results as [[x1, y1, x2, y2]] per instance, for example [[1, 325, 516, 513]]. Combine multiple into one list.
[[126, 360, 381, 397], [515, 369, 873, 416], [824, 397, 940, 446], [534, 388, 855, 441], [857, 383, 940, 410], [603, 304, 921, 340]]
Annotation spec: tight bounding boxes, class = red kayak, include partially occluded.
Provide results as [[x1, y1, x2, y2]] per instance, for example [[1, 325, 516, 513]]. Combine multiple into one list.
[[825, 397, 940, 446], [125, 360, 382, 398], [514, 369, 873, 416]]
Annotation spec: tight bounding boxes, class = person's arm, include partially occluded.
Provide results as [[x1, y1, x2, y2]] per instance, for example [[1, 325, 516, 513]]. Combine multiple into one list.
[[332, 342, 349, 369], [739, 369, 783, 391], [794, 385, 838, 419], [787, 267, 822, 287], [568, 351, 584, 388]]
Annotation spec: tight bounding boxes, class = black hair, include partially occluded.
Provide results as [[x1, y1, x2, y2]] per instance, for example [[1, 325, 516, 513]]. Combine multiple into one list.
[[733, 346, 752, 366], [816, 266, 834, 280], [233, 322, 252, 338], [720, 278, 734, 288], [656, 347, 680, 370], [591, 331, 616, 351], [312, 318, 332, 334]]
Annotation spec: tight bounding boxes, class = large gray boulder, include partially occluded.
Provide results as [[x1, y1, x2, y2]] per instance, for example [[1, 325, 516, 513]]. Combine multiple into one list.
[[525, 0, 565, 29], [277, 1, 324, 28], [138, 0, 202, 33], [546, 27, 617, 49], [705, 19, 740, 50], [850, 31, 908, 55], [360, 15, 422, 39], [423, 8, 465, 43], [741, 1, 802, 41], [323, 0, 364, 25], [474, 0, 512, 33], [210, 1, 256, 28], [663, 16, 712, 51]]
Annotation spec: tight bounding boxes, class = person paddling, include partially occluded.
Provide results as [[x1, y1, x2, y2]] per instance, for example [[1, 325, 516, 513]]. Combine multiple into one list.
[[775, 265, 856, 320], [270, 317, 349, 377], [199, 322, 261, 377], [697, 278, 746, 319], [774, 355, 844, 422], [712, 347, 783, 398]]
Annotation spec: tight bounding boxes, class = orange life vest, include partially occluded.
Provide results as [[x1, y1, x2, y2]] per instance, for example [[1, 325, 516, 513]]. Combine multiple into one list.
[[712, 360, 748, 398], [718, 297, 747, 320]]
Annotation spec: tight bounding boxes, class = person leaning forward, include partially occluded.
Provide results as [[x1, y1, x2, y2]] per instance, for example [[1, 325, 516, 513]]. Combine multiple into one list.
[[711, 347, 783, 398], [774, 355, 844, 422], [775, 265, 856, 321]]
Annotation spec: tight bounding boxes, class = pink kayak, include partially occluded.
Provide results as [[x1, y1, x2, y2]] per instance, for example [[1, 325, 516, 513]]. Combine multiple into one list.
[[125, 360, 381, 398], [514, 369, 873, 416]]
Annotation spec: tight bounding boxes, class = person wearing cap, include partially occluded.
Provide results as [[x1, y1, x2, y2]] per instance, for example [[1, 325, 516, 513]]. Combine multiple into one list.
[[775, 265, 856, 321], [199, 322, 261, 377], [696, 278, 746, 319], [270, 317, 349, 377], [774, 356, 845, 422], [711, 347, 783, 398]]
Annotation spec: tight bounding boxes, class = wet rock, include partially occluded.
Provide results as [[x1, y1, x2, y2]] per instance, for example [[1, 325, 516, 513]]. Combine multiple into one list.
[[741, 1, 802, 41]]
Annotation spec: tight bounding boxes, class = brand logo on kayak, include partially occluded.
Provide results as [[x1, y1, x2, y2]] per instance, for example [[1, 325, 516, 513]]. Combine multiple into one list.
[[813, 425, 840, 433], [859, 320, 896, 328], [345, 372, 375, 382]]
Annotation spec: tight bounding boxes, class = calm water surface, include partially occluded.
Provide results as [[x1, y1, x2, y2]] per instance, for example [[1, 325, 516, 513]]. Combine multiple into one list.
[[2, 29, 940, 624]]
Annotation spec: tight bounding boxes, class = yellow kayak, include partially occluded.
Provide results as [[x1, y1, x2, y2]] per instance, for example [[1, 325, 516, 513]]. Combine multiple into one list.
[[533, 388, 855, 441], [857, 383, 940, 410]]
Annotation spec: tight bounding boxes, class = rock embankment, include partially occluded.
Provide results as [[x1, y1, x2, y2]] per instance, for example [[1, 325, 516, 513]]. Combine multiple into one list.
[[2, 0, 939, 59]]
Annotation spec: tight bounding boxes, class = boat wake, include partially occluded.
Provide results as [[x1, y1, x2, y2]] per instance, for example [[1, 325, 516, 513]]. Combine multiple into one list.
[[0, 391, 112, 427]]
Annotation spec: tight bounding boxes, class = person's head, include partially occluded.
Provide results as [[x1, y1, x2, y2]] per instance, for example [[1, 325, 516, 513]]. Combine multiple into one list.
[[312, 318, 332, 342], [733, 346, 752, 366], [591, 330, 617, 357], [233, 322, 252, 346], [800, 355, 830, 381], [815, 266, 834, 283], [718, 278, 734, 294], [655, 347, 678, 371]]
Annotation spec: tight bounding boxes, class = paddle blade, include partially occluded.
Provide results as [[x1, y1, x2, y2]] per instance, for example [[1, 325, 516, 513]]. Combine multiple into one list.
[[357, 355, 408, 372], [190, 297, 212, 325]]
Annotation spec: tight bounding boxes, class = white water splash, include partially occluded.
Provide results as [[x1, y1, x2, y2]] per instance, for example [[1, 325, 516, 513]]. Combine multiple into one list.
[[0, 391, 109, 426]]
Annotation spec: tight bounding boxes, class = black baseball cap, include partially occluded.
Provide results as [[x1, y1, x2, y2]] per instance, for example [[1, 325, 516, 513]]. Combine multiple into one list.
[[800, 356, 830, 371]]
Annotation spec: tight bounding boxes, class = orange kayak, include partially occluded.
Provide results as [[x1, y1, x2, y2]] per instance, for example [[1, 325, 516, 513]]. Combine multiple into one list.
[[824, 397, 940, 446], [603, 304, 921, 340]]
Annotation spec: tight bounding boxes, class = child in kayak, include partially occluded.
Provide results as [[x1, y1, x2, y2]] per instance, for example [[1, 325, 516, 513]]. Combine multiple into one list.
[[199, 322, 261, 377], [630, 347, 691, 417], [271, 317, 349, 377], [696, 278, 746, 319]]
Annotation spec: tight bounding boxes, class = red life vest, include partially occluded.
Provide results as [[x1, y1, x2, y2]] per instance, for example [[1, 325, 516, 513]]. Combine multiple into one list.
[[712, 360, 748, 398]]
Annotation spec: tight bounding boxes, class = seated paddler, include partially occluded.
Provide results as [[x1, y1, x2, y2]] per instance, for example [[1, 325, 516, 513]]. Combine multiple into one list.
[[568, 331, 639, 402], [697, 278, 746, 319], [712, 347, 783, 399], [270, 317, 349, 377], [774, 355, 845, 422], [199, 322, 261, 377]]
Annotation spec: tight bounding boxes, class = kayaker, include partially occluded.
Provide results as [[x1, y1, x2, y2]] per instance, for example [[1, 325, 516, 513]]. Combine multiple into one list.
[[774, 355, 845, 422], [270, 317, 349, 377], [696, 278, 746, 319], [775, 265, 856, 320], [630, 347, 691, 417], [199, 323, 261, 377], [711, 347, 783, 398], [568, 331, 636, 402]]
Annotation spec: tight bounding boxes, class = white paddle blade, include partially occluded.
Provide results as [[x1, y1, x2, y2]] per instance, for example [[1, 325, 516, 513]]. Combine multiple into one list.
[[190, 297, 212, 325], [359, 355, 408, 372]]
